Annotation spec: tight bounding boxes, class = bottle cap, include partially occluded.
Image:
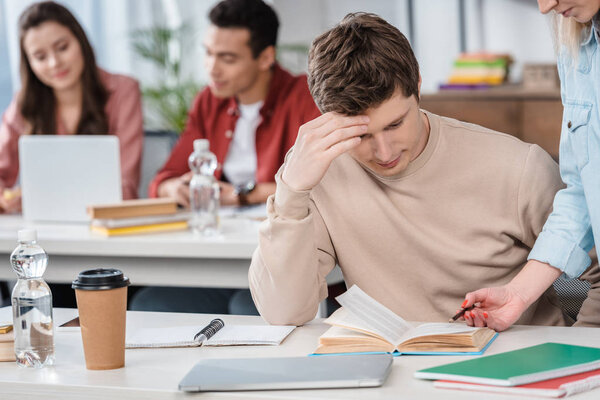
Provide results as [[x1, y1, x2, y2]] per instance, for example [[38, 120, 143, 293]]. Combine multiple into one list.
[[72, 268, 130, 291], [17, 229, 37, 242], [193, 139, 209, 153]]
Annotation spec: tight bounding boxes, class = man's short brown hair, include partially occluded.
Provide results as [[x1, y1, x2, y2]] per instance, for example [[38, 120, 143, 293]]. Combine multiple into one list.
[[308, 13, 420, 115]]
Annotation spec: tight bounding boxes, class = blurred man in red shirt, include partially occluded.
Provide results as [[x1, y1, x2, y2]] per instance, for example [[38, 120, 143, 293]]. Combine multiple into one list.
[[149, 0, 319, 207], [134, 0, 320, 316]]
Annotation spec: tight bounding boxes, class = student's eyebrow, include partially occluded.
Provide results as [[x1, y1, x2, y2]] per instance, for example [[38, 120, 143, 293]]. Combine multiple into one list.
[[52, 37, 68, 47], [30, 37, 68, 55], [203, 45, 238, 58], [384, 109, 410, 129], [215, 51, 238, 58]]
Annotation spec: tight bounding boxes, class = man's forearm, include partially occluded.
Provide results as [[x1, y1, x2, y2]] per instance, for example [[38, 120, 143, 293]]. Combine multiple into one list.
[[248, 182, 333, 326], [246, 182, 276, 205]]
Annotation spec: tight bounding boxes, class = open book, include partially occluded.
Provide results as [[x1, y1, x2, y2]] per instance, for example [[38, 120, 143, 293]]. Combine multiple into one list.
[[315, 285, 497, 356]]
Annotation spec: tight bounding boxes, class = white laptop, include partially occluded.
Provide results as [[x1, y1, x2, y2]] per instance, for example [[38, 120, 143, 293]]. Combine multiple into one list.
[[19, 135, 122, 222], [178, 354, 393, 392]]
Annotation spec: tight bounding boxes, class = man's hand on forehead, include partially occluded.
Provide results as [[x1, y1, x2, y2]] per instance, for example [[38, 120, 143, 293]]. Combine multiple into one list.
[[282, 112, 369, 192]]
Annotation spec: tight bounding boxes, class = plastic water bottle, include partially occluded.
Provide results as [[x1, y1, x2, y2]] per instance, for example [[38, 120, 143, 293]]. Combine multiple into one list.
[[188, 139, 220, 235], [10, 229, 54, 368]]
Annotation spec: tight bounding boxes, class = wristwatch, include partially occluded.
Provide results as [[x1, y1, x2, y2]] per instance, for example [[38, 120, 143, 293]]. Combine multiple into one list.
[[234, 181, 256, 206]]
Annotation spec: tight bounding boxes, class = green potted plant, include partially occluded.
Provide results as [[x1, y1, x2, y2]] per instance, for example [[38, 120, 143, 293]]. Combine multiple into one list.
[[131, 24, 201, 133]]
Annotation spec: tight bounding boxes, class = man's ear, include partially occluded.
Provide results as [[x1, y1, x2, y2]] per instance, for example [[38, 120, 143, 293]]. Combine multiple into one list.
[[258, 45, 276, 71]]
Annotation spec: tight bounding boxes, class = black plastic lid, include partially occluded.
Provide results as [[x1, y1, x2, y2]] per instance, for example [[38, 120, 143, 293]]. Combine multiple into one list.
[[72, 268, 130, 291]]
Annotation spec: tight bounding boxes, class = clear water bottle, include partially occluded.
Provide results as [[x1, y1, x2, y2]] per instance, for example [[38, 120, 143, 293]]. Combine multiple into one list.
[[188, 139, 220, 235], [10, 229, 54, 368]]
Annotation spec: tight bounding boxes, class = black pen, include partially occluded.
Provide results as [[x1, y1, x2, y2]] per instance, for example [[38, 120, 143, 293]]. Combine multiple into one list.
[[194, 318, 225, 343], [449, 305, 476, 323]]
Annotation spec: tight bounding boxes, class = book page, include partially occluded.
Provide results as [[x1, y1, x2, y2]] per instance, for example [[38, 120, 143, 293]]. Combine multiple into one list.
[[335, 285, 412, 345], [398, 322, 479, 343], [324, 308, 388, 340]]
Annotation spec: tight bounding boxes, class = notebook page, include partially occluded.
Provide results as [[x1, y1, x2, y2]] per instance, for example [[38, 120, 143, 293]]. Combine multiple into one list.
[[204, 325, 295, 346], [126, 324, 295, 348], [126, 326, 199, 348], [335, 285, 412, 345]]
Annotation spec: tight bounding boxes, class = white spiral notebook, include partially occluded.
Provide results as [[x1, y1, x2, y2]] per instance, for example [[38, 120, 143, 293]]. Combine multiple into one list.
[[126, 325, 296, 349]]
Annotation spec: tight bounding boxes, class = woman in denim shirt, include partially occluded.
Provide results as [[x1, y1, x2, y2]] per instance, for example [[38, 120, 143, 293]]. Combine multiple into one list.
[[462, 0, 600, 331]]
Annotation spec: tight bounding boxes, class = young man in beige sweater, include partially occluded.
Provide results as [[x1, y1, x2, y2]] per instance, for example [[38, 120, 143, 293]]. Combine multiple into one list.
[[248, 13, 600, 327]]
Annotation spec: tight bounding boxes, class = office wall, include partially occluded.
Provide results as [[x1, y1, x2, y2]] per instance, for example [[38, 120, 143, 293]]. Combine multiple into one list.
[[0, 0, 557, 112], [274, 0, 556, 93], [0, 2, 12, 112]]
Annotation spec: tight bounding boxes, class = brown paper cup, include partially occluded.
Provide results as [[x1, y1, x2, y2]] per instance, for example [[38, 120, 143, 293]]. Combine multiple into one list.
[[75, 286, 127, 370]]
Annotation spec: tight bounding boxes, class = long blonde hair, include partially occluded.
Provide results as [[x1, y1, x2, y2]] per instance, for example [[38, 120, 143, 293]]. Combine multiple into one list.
[[551, 12, 593, 58]]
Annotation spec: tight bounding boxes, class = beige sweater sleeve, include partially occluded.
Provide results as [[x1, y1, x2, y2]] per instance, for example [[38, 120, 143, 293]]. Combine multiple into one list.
[[248, 173, 336, 326], [517, 145, 564, 247]]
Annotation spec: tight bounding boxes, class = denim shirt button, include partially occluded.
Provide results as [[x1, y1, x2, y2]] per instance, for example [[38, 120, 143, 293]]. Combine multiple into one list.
[[567, 121, 572, 129]]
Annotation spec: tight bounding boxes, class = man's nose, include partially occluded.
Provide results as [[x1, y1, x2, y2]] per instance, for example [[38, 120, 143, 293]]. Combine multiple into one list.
[[373, 134, 393, 162], [206, 57, 219, 76]]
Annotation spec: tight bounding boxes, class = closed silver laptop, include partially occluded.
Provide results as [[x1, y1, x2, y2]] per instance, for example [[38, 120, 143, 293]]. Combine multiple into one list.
[[19, 135, 122, 222], [178, 353, 393, 392]]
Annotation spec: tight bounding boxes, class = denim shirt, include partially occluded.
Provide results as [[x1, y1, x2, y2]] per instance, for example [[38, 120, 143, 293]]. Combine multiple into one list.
[[528, 21, 600, 278]]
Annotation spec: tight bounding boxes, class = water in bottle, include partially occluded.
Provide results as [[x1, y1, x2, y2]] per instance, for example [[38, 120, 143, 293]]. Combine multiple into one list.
[[10, 229, 54, 368], [188, 139, 220, 235]]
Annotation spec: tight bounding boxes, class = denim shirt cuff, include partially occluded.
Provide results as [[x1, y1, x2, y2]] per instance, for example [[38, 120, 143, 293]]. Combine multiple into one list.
[[528, 231, 591, 279]]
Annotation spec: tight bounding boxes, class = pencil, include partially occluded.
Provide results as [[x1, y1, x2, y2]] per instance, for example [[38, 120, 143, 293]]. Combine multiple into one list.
[[449, 305, 476, 323]]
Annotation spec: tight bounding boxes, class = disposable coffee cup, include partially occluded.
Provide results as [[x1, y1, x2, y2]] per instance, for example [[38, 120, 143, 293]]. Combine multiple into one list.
[[72, 268, 130, 370]]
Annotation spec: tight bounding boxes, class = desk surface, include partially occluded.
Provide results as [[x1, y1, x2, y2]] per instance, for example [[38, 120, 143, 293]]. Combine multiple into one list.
[[0, 214, 260, 288], [0, 214, 344, 288], [0, 308, 598, 400], [0, 214, 259, 259]]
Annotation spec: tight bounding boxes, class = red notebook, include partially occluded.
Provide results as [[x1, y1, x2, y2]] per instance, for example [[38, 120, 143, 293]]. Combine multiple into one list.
[[434, 369, 600, 398]]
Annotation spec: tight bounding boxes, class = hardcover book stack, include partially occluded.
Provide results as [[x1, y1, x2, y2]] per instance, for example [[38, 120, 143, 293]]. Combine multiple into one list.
[[88, 198, 189, 236], [441, 52, 513, 90], [416, 342, 600, 398]]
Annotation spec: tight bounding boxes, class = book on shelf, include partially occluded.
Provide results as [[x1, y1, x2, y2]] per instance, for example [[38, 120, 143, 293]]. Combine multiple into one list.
[[415, 342, 600, 387], [0, 330, 15, 362], [314, 285, 497, 356], [90, 221, 188, 237], [87, 198, 178, 219], [434, 368, 600, 398]]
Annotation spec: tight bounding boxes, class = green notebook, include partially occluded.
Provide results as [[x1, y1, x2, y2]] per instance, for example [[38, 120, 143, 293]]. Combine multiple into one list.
[[415, 342, 600, 387]]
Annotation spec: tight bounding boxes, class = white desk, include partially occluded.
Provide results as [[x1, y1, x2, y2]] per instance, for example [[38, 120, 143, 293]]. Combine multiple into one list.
[[0, 214, 259, 288], [0, 308, 599, 399], [0, 214, 343, 289]]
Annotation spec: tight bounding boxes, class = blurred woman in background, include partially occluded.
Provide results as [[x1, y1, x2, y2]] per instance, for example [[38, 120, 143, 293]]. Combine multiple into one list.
[[0, 1, 143, 212]]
